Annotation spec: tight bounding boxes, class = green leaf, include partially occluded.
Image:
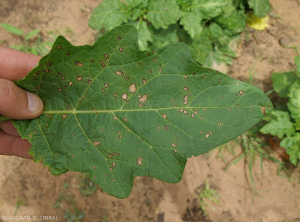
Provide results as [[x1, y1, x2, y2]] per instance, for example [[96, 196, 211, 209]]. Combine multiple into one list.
[[287, 82, 300, 125], [149, 24, 179, 49], [24, 29, 40, 40], [147, 0, 182, 29], [295, 56, 300, 76], [280, 134, 300, 165], [260, 111, 295, 139], [271, 71, 299, 98], [124, 0, 144, 8], [88, 0, 128, 31], [190, 30, 213, 66], [132, 20, 153, 50], [0, 23, 24, 36], [247, 0, 271, 18], [213, 10, 246, 36], [180, 12, 203, 39], [190, 0, 232, 19], [13, 25, 272, 199]]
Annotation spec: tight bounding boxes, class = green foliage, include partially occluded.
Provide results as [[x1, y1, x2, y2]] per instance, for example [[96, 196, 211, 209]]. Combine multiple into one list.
[[260, 56, 300, 165], [0, 23, 53, 56], [54, 192, 85, 222], [13, 198, 26, 216], [12, 25, 272, 198], [88, 0, 271, 67], [198, 179, 219, 215], [78, 174, 97, 196]]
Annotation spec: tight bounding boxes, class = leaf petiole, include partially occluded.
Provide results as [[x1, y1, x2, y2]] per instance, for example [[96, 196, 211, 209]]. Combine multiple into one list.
[[0, 115, 12, 122]]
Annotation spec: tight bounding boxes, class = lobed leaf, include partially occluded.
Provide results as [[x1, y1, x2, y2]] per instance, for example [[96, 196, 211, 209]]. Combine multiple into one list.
[[13, 25, 272, 198], [271, 71, 299, 98], [260, 111, 295, 139], [247, 0, 271, 18], [295, 56, 300, 76], [190, 0, 232, 19], [288, 82, 300, 125], [180, 12, 203, 39], [147, 0, 182, 29], [88, 0, 128, 31]]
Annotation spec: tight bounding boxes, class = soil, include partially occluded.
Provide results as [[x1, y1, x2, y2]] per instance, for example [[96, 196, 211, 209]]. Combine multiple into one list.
[[1, 0, 300, 221]]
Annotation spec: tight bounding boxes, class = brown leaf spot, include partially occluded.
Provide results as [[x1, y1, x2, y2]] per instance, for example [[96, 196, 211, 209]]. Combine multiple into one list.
[[108, 154, 112, 158], [183, 110, 188, 115], [117, 36, 122, 41], [93, 140, 100, 146], [192, 113, 195, 119], [149, 69, 152, 73], [228, 108, 232, 111], [200, 131, 203, 134], [77, 76, 82, 81], [124, 118, 128, 122], [139, 94, 148, 103], [66, 53, 70, 56], [239, 90, 244, 95], [115, 70, 122, 76], [126, 77, 129, 81], [142, 79, 147, 84], [57, 46, 62, 50], [119, 47, 123, 52], [236, 103, 239, 107], [121, 93, 128, 100], [113, 116, 117, 120], [129, 83, 137, 93], [162, 114, 167, 119], [174, 149, 177, 153], [183, 95, 188, 105], [203, 108, 207, 111], [159, 68, 162, 72], [112, 162, 116, 168], [34, 72, 40, 77], [219, 122, 222, 125], [203, 75, 206, 79], [93, 165, 96, 169], [61, 76, 65, 80], [88, 80, 92, 84], [219, 79, 222, 82], [58, 88, 62, 92], [201, 116, 204, 120], [205, 133, 210, 139], [153, 58, 157, 62], [137, 157, 143, 166], [260, 106, 266, 115], [112, 179, 115, 182], [113, 93, 117, 97], [68, 81, 73, 86], [46, 62, 52, 66], [62, 114, 67, 119], [71, 154, 74, 158], [104, 83, 109, 88], [183, 87, 189, 91], [75, 61, 83, 67], [137, 62, 141, 66], [184, 75, 188, 79], [179, 108, 183, 113], [210, 131, 213, 135], [172, 143, 177, 148], [100, 60, 106, 68], [91, 59, 95, 63]]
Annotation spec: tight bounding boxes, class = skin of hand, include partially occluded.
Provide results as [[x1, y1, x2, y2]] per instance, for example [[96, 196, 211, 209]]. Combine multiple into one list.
[[0, 46, 44, 159]]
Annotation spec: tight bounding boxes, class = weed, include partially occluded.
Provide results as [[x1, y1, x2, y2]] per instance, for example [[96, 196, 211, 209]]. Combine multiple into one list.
[[13, 198, 26, 216], [0, 23, 53, 56], [198, 179, 219, 216], [78, 173, 97, 196]]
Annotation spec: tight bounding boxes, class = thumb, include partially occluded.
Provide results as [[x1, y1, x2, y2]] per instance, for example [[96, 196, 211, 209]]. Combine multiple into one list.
[[0, 79, 44, 119]]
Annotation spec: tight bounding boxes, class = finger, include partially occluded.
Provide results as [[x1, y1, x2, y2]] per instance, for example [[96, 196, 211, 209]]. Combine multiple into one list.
[[0, 120, 19, 136], [0, 46, 41, 81], [0, 131, 33, 159], [0, 79, 44, 119]]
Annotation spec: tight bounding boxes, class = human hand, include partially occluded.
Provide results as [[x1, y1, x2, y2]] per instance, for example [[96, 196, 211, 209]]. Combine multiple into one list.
[[0, 46, 44, 158]]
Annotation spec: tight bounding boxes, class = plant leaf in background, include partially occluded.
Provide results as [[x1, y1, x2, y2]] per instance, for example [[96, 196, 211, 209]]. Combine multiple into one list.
[[287, 82, 300, 126], [271, 71, 299, 98], [13, 25, 272, 198], [260, 111, 295, 139], [24, 29, 40, 41], [247, 0, 271, 18], [180, 12, 203, 39], [295, 56, 300, 76], [147, 0, 182, 29], [0, 23, 24, 36], [88, 0, 128, 31], [280, 134, 300, 165], [190, 0, 232, 19]]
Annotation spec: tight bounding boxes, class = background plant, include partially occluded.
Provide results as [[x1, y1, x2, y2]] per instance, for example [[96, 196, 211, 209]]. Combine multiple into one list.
[[88, 0, 271, 68], [0, 23, 53, 56], [260, 56, 300, 165]]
